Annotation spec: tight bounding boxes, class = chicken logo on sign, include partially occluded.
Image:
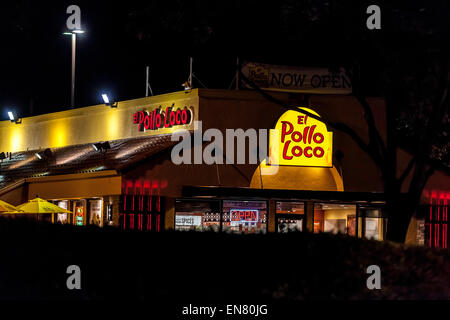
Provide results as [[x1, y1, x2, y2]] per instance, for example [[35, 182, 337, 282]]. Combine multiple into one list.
[[269, 107, 333, 167]]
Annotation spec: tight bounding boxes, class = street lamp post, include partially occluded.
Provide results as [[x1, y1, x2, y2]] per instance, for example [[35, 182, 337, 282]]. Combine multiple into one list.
[[64, 5, 83, 108], [71, 33, 76, 107], [63, 29, 84, 108]]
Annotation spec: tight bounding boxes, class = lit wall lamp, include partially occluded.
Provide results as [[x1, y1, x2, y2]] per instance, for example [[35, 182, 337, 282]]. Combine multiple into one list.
[[35, 148, 53, 160], [63, 29, 85, 35], [92, 141, 111, 152], [101, 94, 118, 108], [7, 111, 22, 124]]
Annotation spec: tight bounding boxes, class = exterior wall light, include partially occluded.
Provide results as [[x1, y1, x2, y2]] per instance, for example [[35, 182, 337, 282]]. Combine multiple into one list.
[[7, 111, 22, 124], [101, 94, 118, 108], [92, 142, 111, 152], [35, 148, 53, 160]]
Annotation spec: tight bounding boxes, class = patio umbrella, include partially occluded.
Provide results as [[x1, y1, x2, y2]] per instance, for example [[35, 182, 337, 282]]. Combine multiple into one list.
[[16, 198, 72, 214], [0, 200, 20, 213]]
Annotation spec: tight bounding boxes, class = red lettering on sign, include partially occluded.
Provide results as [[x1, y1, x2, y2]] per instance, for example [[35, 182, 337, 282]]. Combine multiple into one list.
[[281, 121, 293, 143], [133, 106, 193, 131]]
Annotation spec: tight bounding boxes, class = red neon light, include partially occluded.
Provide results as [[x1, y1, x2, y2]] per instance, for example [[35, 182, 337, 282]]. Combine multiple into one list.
[[148, 214, 152, 231], [437, 199, 440, 221], [156, 214, 160, 232], [130, 214, 135, 229], [435, 224, 439, 248], [444, 224, 447, 249], [230, 210, 259, 222], [135, 180, 142, 191], [138, 214, 142, 231], [429, 224, 432, 248]]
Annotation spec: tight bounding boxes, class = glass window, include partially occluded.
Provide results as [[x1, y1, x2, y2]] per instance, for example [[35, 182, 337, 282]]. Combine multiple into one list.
[[56, 200, 69, 224], [314, 203, 357, 235], [358, 208, 386, 240], [222, 200, 267, 234], [175, 200, 221, 232], [276, 201, 304, 233]]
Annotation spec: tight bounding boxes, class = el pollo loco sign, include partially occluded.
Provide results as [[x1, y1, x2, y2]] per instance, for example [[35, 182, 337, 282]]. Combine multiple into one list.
[[133, 104, 193, 132], [269, 107, 333, 167]]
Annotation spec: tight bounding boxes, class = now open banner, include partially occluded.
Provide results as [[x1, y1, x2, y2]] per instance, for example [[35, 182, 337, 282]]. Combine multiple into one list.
[[241, 62, 352, 94]]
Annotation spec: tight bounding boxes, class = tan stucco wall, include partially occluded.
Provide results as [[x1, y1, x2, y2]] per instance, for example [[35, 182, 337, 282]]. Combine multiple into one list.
[[249, 164, 343, 191], [26, 171, 122, 199]]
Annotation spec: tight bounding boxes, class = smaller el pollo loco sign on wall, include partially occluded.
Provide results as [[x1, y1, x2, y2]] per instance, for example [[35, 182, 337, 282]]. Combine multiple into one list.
[[133, 104, 193, 132], [269, 107, 333, 167]]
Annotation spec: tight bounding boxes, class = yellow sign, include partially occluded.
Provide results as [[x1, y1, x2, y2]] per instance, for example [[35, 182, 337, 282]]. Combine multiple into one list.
[[269, 107, 333, 167]]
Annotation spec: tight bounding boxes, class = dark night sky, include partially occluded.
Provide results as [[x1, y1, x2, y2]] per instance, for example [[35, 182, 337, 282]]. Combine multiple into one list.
[[0, 1, 446, 121]]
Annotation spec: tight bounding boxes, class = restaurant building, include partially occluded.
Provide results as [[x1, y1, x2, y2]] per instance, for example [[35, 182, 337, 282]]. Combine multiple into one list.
[[0, 89, 448, 247]]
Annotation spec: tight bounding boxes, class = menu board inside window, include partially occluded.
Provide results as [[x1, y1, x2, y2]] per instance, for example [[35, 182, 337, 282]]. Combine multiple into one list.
[[175, 200, 221, 232]]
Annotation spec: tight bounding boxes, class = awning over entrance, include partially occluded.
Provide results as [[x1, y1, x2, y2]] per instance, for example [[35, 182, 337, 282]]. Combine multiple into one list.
[[182, 185, 388, 205]]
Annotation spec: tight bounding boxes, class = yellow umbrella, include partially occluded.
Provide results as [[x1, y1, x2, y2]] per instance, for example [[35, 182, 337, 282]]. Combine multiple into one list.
[[16, 198, 72, 214], [0, 200, 20, 213]]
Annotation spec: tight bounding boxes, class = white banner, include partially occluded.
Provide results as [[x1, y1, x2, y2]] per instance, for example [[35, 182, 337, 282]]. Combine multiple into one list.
[[176, 215, 202, 226], [241, 62, 352, 94]]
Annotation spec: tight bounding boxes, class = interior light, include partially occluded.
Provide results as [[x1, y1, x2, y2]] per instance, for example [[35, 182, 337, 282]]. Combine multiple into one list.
[[8, 111, 14, 121], [35, 152, 42, 160], [73, 29, 85, 34]]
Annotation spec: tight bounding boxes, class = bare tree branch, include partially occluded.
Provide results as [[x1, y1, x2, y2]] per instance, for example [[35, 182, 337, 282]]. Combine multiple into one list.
[[398, 157, 415, 186], [345, 68, 387, 162]]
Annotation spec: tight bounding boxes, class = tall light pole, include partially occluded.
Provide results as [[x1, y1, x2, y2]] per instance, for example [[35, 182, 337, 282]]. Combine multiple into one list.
[[71, 32, 76, 107], [64, 5, 84, 108], [64, 29, 84, 107]]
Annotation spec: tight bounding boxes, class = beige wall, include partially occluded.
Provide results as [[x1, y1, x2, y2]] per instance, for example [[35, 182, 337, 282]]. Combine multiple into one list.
[[27, 171, 122, 199], [324, 209, 355, 220]]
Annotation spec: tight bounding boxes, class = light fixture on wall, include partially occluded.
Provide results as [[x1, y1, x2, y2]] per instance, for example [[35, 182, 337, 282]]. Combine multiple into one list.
[[35, 148, 53, 160], [92, 141, 111, 152], [7, 111, 22, 124], [101, 93, 118, 108], [107, 204, 113, 222]]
